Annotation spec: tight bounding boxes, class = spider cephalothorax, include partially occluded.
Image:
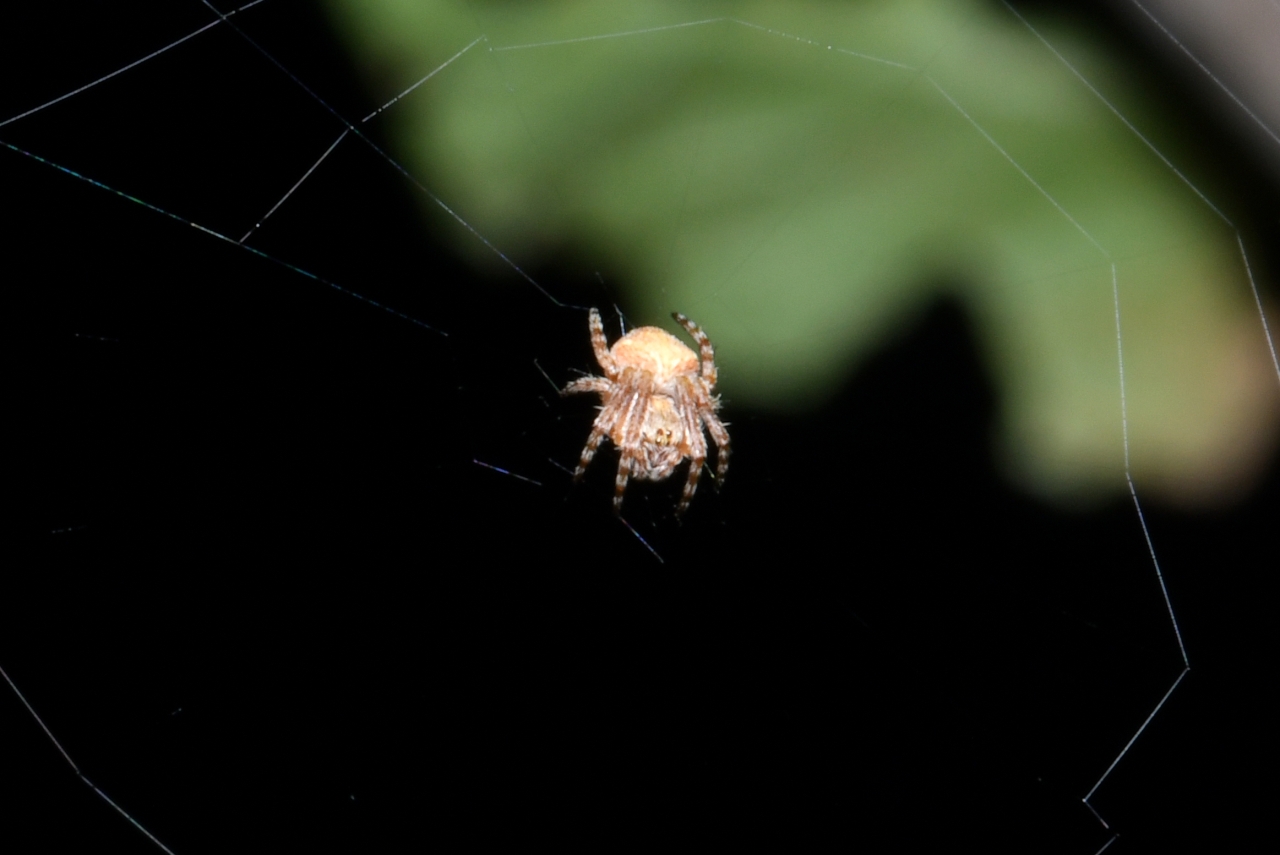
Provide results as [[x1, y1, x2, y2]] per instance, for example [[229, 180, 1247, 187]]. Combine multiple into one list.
[[562, 308, 729, 515]]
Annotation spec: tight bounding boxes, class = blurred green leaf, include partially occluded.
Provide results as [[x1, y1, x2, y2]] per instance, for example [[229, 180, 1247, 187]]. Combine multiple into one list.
[[326, 0, 1278, 506]]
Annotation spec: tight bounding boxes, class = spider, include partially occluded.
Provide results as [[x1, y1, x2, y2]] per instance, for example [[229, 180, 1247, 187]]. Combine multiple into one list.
[[562, 307, 729, 515]]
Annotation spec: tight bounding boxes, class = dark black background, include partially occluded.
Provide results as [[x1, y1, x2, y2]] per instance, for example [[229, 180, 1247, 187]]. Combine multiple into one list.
[[6, 2, 1277, 853]]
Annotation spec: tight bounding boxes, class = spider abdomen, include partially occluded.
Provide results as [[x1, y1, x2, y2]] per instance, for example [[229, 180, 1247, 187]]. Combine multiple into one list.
[[610, 327, 698, 381]]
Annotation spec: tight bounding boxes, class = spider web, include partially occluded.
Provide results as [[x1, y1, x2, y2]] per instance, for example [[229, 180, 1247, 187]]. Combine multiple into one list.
[[6, 1, 1279, 853]]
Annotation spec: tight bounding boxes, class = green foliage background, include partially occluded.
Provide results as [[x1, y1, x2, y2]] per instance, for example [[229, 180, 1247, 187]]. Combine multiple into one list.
[[326, 0, 1278, 506]]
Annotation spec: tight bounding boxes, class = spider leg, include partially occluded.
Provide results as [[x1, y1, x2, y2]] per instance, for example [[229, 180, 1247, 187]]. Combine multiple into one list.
[[681, 376, 730, 489], [703, 408, 730, 484], [677, 426, 705, 517], [677, 456, 704, 516], [572, 425, 608, 483], [569, 384, 623, 483], [672, 311, 717, 387], [588, 308, 617, 377], [562, 376, 611, 397], [616, 374, 649, 447], [674, 380, 708, 516], [608, 380, 653, 513], [613, 452, 633, 515]]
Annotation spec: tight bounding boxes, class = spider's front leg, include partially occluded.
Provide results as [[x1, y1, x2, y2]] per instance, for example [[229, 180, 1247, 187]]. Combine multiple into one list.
[[672, 311, 717, 387], [703, 409, 730, 485], [587, 308, 617, 377], [677, 454, 705, 517], [613, 452, 633, 515], [562, 376, 616, 482], [562, 376, 611, 397], [570, 426, 607, 483], [674, 383, 709, 516]]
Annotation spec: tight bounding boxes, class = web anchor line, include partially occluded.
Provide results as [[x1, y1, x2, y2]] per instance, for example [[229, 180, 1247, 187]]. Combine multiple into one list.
[[0, 7, 503, 333], [197, 2, 577, 309], [1125, 0, 1280, 150], [1003, 0, 1280, 843], [0, 17, 222, 131], [1000, 1, 1230, 225], [1003, 0, 1280, 390], [239, 128, 350, 244], [618, 514, 665, 564], [1238, 232, 1280, 385], [944, 6, 1201, 840], [940, 62, 1194, 843], [1079, 267, 1194, 852], [0, 138, 442, 334], [0, 664, 179, 855], [240, 35, 486, 245]]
